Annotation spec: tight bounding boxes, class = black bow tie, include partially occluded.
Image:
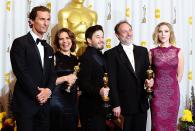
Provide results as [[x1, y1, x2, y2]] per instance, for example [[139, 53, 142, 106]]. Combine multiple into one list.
[[36, 38, 47, 46]]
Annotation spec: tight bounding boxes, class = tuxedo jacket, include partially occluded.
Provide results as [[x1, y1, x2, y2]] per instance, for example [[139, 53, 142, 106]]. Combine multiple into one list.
[[78, 46, 106, 117], [104, 44, 149, 115], [10, 32, 56, 115]]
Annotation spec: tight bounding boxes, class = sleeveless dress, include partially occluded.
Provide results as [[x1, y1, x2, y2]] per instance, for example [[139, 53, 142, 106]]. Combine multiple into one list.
[[150, 46, 180, 131], [50, 51, 78, 131]]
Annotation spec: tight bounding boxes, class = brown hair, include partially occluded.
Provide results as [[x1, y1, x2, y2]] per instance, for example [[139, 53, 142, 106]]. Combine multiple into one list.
[[53, 28, 76, 52], [28, 6, 50, 28], [114, 20, 132, 35], [152, 22, 176, 45], [29, 6, 50, 20]]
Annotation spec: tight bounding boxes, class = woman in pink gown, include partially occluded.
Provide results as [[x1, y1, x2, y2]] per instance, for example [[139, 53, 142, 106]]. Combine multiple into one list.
[[149, 22, 184, 131]]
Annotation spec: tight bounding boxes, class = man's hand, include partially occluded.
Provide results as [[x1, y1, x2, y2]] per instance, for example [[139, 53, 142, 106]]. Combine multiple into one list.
[[145, 78, 154, 88], [36, 87, 51, 104], [99, 87, 110, 97], [113, 106, 121, 118]]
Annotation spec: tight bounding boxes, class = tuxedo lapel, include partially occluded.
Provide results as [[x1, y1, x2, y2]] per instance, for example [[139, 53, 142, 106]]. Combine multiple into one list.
[[86, 46, 107, 72], [27, 32, 43, 69], [93, 53, 107, 73], [92, 54, 104, 66], [43, 45, 48, 74], [117, 44, 137, 77], [133, 45, 141, 76]]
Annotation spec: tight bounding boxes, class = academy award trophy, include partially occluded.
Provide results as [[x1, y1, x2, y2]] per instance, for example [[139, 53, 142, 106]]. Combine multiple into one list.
[[102, 73, 113, 120], [65, 63, 80, 93], [146, 65, 154, 99]]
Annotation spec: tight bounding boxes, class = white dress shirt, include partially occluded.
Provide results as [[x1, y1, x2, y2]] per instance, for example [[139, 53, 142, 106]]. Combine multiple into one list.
[[30, 31, 44, 67], [122, 43, 135, 71]]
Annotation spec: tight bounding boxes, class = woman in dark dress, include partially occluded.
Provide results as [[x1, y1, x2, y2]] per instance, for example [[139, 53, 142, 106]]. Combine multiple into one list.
[[50, 28, 78, 131]]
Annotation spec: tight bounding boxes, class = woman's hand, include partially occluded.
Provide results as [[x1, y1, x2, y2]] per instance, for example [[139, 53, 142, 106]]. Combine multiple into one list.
[[64, 74, 77, 87]]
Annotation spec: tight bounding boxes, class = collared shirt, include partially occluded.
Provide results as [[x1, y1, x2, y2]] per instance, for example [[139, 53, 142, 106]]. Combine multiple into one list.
[[122, 43, 135, 71], [30, 31, 44, 67]]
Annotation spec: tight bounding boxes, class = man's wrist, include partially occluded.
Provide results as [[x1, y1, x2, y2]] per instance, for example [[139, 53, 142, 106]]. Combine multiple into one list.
[[47, 88, 52, 98]]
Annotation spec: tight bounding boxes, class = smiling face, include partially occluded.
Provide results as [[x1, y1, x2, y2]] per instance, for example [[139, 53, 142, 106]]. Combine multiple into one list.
[[31, 11, 50, 37], [116, 23, 133, 45], [87, 30, 104, 50], [158, 25, 171, 44], [58, 32, 72, 53]]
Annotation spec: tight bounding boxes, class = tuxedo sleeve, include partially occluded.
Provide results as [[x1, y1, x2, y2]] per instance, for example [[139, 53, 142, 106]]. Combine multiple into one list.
[[104, 51, 120, 108], [10, 39, 39, 99], [143, 48, 150, 80], [46, 47, 56, 92]]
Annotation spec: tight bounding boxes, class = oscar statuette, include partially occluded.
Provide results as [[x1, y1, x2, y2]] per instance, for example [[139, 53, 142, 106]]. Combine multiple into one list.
[[146, 65, 154, 99], [102, 73, 113, 120], [65, 63, 80, 93], [102, 73, 124, 129]]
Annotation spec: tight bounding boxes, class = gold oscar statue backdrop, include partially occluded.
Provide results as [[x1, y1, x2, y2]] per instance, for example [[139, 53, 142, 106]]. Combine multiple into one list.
[[57, 0, 97, 56]]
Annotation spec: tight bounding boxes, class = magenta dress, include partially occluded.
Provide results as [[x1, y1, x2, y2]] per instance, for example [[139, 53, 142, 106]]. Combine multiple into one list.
[[150, 46, 180, 131]]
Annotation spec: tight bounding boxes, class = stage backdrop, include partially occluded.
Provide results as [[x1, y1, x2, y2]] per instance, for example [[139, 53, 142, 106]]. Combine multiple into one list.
[[0, 0, 195, 130]]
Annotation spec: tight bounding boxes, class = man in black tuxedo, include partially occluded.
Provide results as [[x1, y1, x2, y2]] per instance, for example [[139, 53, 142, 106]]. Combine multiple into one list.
[[10, 6, 55, 131], [78, 25, 110, 131], [104, 21, 153, 131]]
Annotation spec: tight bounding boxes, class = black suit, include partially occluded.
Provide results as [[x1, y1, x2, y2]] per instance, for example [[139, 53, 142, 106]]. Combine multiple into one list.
[[78, 46, 107, 131], [10, 32, 55, 131], [104, 44, 149, 131]]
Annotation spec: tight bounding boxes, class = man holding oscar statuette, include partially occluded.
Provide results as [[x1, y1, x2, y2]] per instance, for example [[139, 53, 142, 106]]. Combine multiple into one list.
[[104, 21, 153, 131], [78, 25, 109, 131]]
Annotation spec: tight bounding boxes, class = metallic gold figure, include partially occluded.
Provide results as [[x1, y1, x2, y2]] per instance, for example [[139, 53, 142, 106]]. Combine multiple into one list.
[[146, 65, 154, 93], [102, 73, 110, 102], [102, 73, 113, 120], [65, 63, 80, 93], [58, 0, 97, 56]]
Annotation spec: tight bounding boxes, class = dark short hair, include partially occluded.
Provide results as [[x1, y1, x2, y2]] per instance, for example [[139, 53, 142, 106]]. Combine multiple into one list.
[[114, 20, 132, 34], [54, 28, 76, 52], [85, 25, 104, 44], [29, 6, 50, 20]]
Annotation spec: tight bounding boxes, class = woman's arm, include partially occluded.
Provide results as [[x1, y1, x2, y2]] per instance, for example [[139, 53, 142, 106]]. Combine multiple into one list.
[[177, 49, 184, 83], [148, 50, 152, 65], [56, 74, 77, 86]]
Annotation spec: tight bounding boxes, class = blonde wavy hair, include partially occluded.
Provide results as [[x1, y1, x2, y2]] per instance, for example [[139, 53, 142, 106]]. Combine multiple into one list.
[[152, 22, 176, 45]]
